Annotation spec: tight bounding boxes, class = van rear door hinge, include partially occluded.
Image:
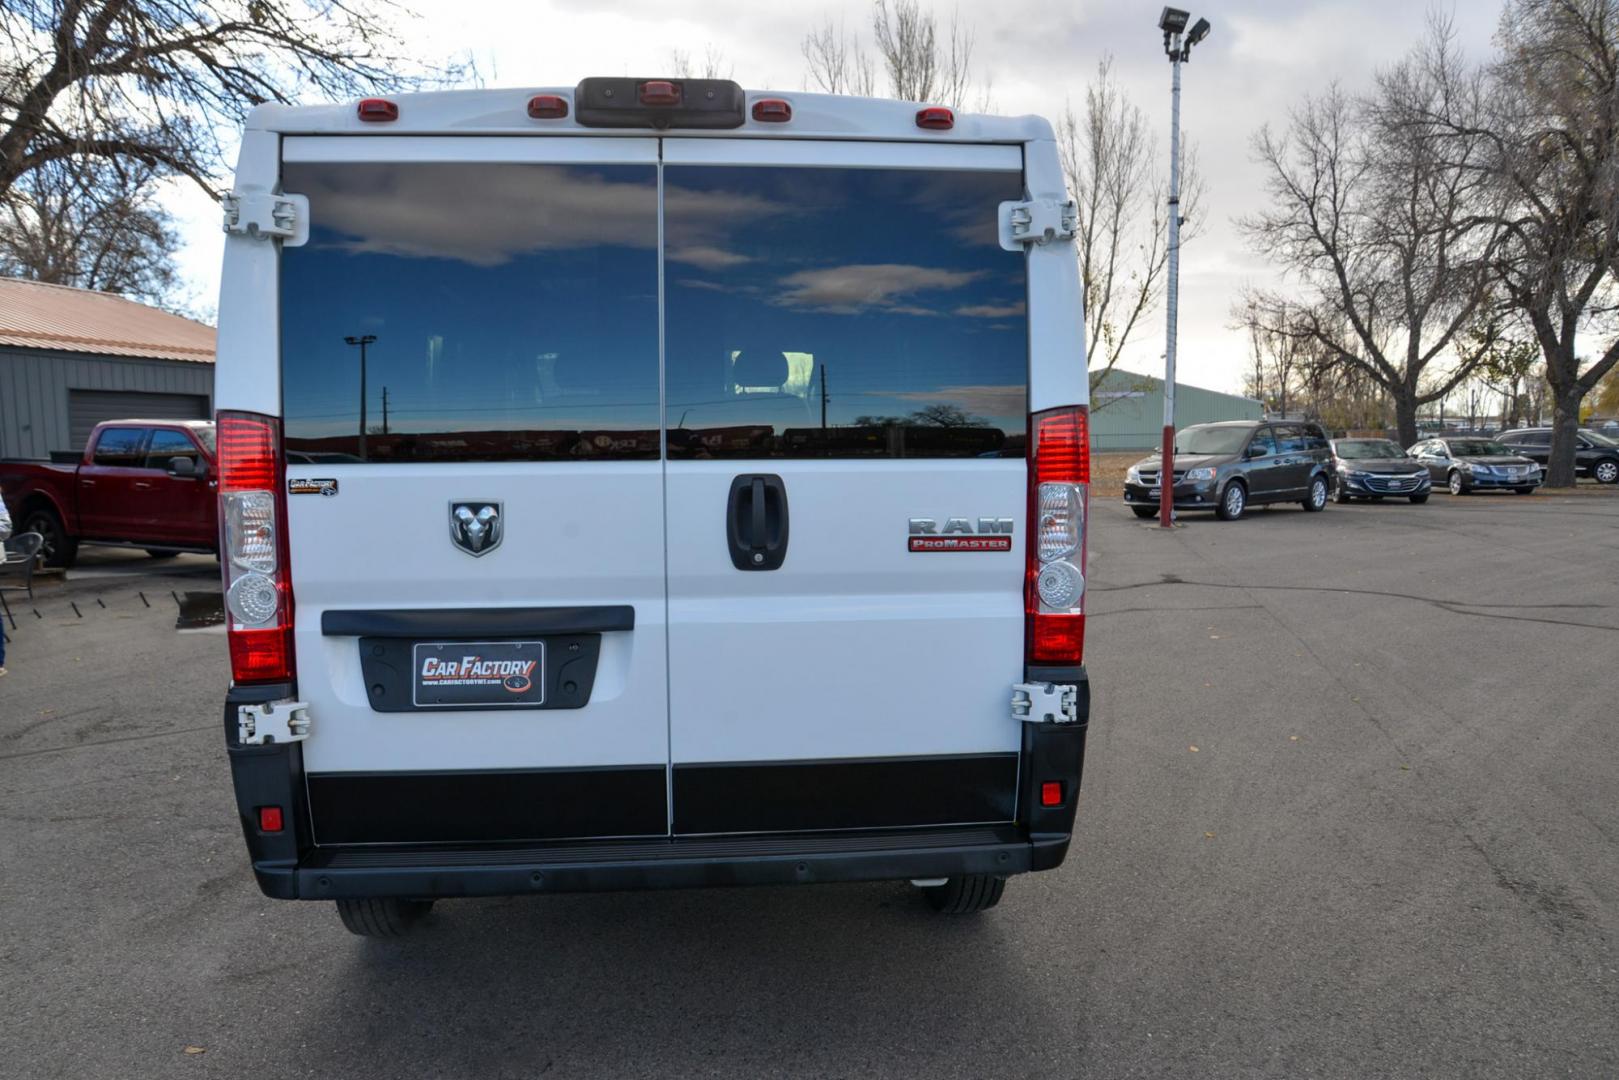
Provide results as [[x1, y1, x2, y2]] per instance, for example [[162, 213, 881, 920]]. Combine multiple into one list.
[[222, 190, 308, 244], [999, 198, 1077, 251], [237, 700, 312, 745], [1012, 681, 1079, 724]]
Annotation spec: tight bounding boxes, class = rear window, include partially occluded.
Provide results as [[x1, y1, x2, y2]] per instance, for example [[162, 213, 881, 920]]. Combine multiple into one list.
[[663, 166, 1027, 459], [92, 427, 146, 466], [279, 162, 660, 462]]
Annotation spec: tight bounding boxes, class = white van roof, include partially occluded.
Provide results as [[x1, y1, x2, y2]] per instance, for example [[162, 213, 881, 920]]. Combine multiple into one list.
[[245, 86, 1056, 145]]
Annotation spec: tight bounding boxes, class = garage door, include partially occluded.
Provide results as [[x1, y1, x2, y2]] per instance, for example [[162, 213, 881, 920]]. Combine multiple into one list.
[[67, 390, 210, 447]]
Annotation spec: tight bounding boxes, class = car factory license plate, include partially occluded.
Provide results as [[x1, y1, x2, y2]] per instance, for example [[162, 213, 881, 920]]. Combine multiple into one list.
[[412, 641, 545, 708]]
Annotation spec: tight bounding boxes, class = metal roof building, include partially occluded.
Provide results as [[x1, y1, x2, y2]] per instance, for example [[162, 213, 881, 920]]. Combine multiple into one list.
[[0, 279, 215, 460], [1089, 369, 1264, 451]]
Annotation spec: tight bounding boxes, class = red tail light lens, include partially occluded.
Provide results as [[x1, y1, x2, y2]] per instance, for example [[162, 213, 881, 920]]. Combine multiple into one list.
[[916, 106, 955, 130], [357, 98, 399, 122], [528, 94, 569, 119], [1026, 406, 1090, 666], [217, 411, 294, 684], [640, 80, 681, 106], [752, 98, 792, 122]]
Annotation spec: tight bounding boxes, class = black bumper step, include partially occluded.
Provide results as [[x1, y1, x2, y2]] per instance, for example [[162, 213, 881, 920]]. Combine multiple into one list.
[[292, 825, 1057, 900]]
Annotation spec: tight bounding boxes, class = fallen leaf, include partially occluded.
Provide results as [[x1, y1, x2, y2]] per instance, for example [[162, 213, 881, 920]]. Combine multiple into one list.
[[1188, 745, 1200, 753], [1209, 634, 1221, 639], [1399, 764, 1410, 771], [1289, 735, 1299, 742], [183, 1046, 206, 1056], [1204, 831, 1216, 840]]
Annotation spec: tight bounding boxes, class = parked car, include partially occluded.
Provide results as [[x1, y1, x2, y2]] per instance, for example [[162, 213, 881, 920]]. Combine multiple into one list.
[[1408, 436, 1541, 495], [212, 82, 1093, 935], [1496, 428, 1619, 484], [0, 420, 218, 567], [1123, 420, 1333, 521], [1328, 438, 1431, 503]]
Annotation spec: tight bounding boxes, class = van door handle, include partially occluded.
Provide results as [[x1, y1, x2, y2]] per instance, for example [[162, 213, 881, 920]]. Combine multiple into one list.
[[727, 473, 789, 571]]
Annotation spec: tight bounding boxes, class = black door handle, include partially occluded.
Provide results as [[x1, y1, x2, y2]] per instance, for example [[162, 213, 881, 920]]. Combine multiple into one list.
[[728, 473, 789, 571]]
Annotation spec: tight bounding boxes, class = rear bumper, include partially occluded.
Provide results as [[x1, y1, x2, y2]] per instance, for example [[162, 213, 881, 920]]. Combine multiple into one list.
[[224, 673, 1088, 901], [288, 826, 1063, 900]]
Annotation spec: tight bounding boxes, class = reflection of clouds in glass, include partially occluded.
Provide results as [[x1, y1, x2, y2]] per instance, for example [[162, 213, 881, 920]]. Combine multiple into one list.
[[955, 301, 1026, 318], [303, 166, 774, 266], [889, 383, 1026, 420], [667, 246, 753, 269], [773, 263, 987, 314]]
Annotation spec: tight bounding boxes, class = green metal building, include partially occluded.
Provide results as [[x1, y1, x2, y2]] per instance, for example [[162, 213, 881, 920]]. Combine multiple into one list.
[[1089, 369, 1264, 451]]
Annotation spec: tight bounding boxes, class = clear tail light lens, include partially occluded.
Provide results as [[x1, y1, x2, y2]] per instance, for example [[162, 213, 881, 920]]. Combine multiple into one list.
[[1026, 406, 1090, 666], [217, 412, 294, 684]]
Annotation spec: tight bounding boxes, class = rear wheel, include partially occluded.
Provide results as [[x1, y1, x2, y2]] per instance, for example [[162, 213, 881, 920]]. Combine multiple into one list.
[[1302, 476, 1328, 512], [1130, 505, 1158, 519], [1216, 481, 1246, 521], [924, 875, 1006, 914], [21, 506, 77, 568], [336, 897, 433, 938], [1593, 459, 1619, 484], [1448, 471, 1468, 496], [1409, 493, 1429, 504]]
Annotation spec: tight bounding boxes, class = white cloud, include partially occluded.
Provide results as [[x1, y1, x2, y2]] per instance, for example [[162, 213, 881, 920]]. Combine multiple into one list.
[[774, 263, 986, 313], [956, 301, 1026, 318], [666, 245, 754, 269]]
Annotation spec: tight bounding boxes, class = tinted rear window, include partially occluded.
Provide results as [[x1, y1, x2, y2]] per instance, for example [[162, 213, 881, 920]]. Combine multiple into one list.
[[663, 166, 1028, 459], [92, 427, 146, 466], [280, 162, 660, 462]]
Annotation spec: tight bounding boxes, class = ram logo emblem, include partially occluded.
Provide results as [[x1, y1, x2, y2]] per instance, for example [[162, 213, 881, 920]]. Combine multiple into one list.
[[450, 501, 503, 557]]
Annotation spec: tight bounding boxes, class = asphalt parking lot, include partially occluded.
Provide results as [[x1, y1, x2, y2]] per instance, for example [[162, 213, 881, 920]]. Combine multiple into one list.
[[2, 491, 1616, 1079]]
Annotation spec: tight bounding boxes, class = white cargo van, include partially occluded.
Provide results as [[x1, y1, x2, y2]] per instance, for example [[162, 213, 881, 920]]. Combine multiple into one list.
[[215, 80, 1092, 936]]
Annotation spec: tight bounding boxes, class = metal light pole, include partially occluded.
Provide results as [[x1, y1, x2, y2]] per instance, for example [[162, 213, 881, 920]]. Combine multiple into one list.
[[1157, 8, 1210, 528], [344, 334, 376, 460]]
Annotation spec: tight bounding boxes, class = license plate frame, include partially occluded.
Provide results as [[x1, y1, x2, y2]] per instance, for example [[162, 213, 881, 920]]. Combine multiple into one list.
[[412, 640, 546, 709]]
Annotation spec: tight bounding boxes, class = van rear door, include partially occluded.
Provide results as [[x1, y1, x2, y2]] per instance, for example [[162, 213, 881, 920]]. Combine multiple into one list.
[[660, 141, 1030, 834], [277, 138, 670, 845]]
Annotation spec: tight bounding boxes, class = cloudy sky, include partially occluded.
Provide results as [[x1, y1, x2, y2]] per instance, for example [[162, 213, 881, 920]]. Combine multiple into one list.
[[162, 0, 1504, 396]]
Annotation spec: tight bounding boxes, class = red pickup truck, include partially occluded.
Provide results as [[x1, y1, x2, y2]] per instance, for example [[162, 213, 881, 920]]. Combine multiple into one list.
[[0, 420, 218, 567]]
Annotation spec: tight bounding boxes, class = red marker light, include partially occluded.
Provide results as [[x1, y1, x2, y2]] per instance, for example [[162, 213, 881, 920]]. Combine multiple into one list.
[[752, 98, 792, 123], [357, 98, 399, 122], [1039, 782, 1064, 808], [258, 806, 284, 833], [640, 80, 681, 106], [527, 94, 569, 119], [916, 106, 954, 130]]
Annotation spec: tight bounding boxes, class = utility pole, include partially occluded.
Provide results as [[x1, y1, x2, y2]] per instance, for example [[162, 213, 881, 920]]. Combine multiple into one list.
[[1156, 8, 1210, 529], [381, 386, 391, 436], [344, 334, 377, 459], [820, 363, 829, 431]]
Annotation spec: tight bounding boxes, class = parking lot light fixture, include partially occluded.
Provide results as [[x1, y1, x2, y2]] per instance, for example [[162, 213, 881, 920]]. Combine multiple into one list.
[[1156, 8, 1211, 528]]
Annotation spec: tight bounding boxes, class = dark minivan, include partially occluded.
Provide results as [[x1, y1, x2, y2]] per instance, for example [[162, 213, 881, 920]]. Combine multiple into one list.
[[1123, 420, 1334, 521]]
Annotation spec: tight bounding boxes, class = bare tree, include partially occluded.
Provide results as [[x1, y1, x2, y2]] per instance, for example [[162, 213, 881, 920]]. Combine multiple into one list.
[[1457, 0, 1619, 484], [1240, 27, 1506, 446], [802, 16, 876, 96], [1061, 57, 1202, 403], [0, 155, 176, 305], [669, 44, 733, 81], [803, 2, 987, 110], [0, 0, 466, 203]]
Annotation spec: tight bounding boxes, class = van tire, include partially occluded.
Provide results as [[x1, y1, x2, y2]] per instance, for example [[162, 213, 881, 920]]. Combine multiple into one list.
[[923, 875, 1005, 914], [336, 897, 433, 938], [1130, 505, 1158, 519], [1302, 476, 1329, 511], [1215, 481, 1247, 521]]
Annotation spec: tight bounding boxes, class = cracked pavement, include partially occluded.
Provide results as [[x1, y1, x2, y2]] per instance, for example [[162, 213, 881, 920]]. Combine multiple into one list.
[[1, 491, 1616, 1078]]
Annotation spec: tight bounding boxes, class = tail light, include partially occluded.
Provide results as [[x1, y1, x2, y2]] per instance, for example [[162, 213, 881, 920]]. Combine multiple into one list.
[[357, 98, 399, 122], [217, 411, 294, 684], [1025, 406, 1089, 666], [752, 98, 792, 122], [916, 106, 955, 130]]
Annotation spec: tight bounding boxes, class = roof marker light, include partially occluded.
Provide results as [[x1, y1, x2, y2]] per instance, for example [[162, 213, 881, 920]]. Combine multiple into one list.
[[357, 98, 399, 122], [528, 94, 569, 119], [752, 98, 792, 123], [916, 106, 954, 130], [640, 80, 681, 106]]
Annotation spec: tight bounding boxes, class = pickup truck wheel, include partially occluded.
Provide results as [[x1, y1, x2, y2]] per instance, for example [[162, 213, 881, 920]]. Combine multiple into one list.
[[144, 549, 179, 559], [336, 898, 433, 938], [22, 508, 77, 568], [924, 875, 1006, 914]]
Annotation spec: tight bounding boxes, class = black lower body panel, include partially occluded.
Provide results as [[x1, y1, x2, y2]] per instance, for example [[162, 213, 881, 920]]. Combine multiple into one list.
[[296, 825, 1049, 899]]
